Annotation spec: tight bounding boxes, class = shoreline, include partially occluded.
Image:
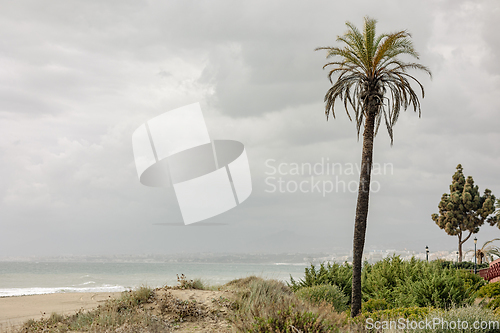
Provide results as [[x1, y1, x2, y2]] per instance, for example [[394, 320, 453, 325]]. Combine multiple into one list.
[[0, 292, 122, 332], [0, 289, 125, 298], [0, 287, 128, 299]]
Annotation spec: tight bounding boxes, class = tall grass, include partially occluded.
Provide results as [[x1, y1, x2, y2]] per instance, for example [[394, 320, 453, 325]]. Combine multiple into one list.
[[229, 276, 351, 332]]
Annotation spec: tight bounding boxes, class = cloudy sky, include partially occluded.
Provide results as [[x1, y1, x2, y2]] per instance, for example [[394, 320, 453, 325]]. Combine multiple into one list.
[[1, 0, 499, 257]]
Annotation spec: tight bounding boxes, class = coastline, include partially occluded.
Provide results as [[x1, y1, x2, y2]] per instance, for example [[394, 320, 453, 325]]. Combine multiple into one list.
[[0, 292, 122, 332]]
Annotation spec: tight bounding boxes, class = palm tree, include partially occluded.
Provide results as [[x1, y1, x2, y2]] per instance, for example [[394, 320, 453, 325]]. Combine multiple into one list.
[[467, 238, 500, 264], [316, 17, 431, 317]]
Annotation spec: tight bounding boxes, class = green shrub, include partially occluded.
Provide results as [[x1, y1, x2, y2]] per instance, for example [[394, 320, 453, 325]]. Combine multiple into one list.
[[295, 284, 348, 312], [418, 306, 500, 333], [292, 256, 480, 310], [361, 256, 429, 304], [121, 285, 153, 306], [289, 262, 352, 302], [486, 297, 500, 310], [478, 282, 500, 298], [368, 306, 432, 321], [402, 270, 475, 308], [176, 274, 205, 289], [458, 268, 487, 294], [362, 299, 388, 313], [352, 306, 432, 327], [357, 306, 500, 333], [440, 260, 489, 270]]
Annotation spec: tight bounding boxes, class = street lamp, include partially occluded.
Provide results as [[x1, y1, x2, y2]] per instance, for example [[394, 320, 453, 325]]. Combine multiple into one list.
[[474, 237, 477, 274], [426, 246, 429, 262], [456, 251, 459, 263]]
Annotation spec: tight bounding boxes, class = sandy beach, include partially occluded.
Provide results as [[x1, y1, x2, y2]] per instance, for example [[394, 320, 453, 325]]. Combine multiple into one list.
[[0, 292, 121, 332]]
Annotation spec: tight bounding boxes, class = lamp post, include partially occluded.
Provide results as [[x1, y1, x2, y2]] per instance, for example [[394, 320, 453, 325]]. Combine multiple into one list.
[[426, 246, 429, 262], [474, 237, 477, 274], [456, 251, 459, 264]]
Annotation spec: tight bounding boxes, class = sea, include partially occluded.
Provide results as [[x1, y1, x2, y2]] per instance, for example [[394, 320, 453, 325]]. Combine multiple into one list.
[[0, 261, 309, 297]]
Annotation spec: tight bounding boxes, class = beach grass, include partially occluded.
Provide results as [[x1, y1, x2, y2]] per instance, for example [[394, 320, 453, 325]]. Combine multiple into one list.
[[12, 270, 500, 332], [13, 275, 358, 332]]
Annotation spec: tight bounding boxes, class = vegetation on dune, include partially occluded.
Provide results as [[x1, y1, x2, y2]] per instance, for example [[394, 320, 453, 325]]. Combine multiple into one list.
[[229, 276, 350, 333], [290, 256, 486, 310], [432, 164, 497, 262], [295, 284, 349, 312], [14, 272, 500, 333], [18, 276, 227, 333], [316, 16, 431, 317], [175, 273, 206, 290], [19, 286, 168, 333]]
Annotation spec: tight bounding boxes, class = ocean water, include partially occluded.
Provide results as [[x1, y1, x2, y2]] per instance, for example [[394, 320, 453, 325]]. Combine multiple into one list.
[[0, 262, 308, 297]]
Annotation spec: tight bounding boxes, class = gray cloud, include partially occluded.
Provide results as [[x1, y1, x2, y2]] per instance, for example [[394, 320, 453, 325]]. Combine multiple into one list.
[[0, 0, 499, 258]]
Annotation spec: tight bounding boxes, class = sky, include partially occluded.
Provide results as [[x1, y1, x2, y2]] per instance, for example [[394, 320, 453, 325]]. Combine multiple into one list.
[[0, 0, 499, 257]]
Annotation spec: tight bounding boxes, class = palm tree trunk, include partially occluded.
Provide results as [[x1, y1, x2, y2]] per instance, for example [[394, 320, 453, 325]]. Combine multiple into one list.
[[351, 112, 376, 318]]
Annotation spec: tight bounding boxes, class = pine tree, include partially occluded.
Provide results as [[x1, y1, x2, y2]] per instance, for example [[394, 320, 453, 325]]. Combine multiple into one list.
[[490, 199, 500, 229], [432, 164, 496, 262]]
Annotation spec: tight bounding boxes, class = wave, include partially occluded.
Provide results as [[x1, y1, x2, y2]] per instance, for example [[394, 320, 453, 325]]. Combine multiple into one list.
[[80, 281, 96, 285], [0, 285, 127, 297]]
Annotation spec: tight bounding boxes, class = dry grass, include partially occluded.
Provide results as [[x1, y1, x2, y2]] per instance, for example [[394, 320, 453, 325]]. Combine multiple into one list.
[[15, 276, 365, 333], [228, 276, 355, 332], [18, 286, 169, 333], [15, 280, 234, 333]]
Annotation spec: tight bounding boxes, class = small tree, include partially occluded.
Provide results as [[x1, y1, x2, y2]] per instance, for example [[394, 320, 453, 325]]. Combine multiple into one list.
[[432, 164, 496, 262]]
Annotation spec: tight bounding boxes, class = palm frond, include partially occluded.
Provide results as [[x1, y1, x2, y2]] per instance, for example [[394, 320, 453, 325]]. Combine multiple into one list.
[[316, 16, 431, 143]]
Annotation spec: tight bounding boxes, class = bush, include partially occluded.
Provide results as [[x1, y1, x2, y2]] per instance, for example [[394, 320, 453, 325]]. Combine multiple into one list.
[[362, 299, 388, 313], [295, 284, 348, 312], [361, 256, 428, 304], [402, 270, 474, 308], [354, 306, 432, 324], [486, 297, 500, 310], [440, 260, 489, 270], [479, 282, 500, 311], [176, 274, 205, 290], [418, 306, 500, 333], [291, 256, 480, 310], [478, 282, 500, 298], [121, 285, 153, 305], [289, 262, 352, 302], [458, 268, 487, 294], [357, 306, 500, 333]]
